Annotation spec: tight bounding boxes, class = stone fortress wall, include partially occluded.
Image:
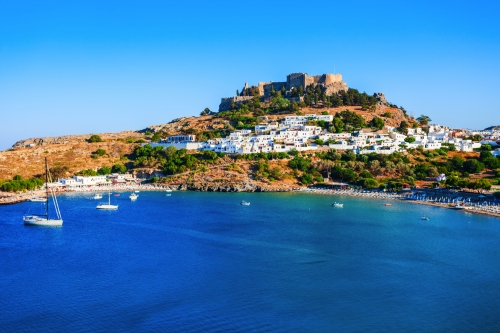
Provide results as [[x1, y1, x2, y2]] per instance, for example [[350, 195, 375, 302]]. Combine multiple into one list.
[[219, 72, 348, 111]]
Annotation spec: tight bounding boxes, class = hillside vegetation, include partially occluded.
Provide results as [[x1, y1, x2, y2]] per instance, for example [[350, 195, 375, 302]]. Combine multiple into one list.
[[1, 97, 499, 194]]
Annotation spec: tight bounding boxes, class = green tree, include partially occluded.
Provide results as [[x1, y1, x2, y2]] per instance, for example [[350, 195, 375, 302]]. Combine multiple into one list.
[[369, 116, 385, 130], [271, 97, 290, 110], [112, 164, 127, 173], [151, 132, 162, 142], [290, 101, 300, 113], [339, 168, 357, 182], [13, 174, 22, 181], [474, 179, 491, 191], [463, 159, 485, 174], [314, 138, 325, 145], [480, 144, 492, 151], [94, 149, 107, 157], [483, 157, 500, 169], [416, 115, 431, 125], [451, 156, 465, 169], [332, 117, 344, 133], [301, 173, 314, 185], [97, 166, 112, 175], [200, 107, 211, 116], [88, 134, 103, 143], [399, 121, 409, 134], [203, 150, 218, 161], [359, 178, 378, 188], [404, 136, 416, 143], [298, 85, 304, 96]]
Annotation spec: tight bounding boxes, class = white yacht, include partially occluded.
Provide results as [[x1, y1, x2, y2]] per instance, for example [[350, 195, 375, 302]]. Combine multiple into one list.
[[23, 158, 63, 227], [96, 192, 118, 210], [129, 192, 138, 201], [332, 202, 343, 208], [93, 193, 103, 200], [240, 200, 250, 206]]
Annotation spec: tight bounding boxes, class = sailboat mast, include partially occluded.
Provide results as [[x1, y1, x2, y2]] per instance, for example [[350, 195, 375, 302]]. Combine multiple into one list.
[[45, 157, 49, 220]]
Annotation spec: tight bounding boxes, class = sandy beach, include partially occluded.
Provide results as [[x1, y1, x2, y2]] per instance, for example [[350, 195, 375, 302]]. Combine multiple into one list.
[[300, 187, 500, 218]]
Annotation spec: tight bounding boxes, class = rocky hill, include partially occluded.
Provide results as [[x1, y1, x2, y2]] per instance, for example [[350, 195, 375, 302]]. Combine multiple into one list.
[[0, 104, 412, 182]]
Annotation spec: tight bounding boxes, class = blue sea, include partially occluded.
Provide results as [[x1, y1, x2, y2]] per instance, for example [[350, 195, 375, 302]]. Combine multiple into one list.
[[1, 191, 500, 332]]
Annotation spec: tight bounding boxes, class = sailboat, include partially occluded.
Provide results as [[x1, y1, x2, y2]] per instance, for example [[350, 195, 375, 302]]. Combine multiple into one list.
[[96, 192, 118, 210], [23, 158, 63, 226], [129, 192, 138, 201]]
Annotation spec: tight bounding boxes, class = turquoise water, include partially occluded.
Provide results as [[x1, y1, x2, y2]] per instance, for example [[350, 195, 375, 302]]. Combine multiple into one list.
[[1, 192, 499, 332]]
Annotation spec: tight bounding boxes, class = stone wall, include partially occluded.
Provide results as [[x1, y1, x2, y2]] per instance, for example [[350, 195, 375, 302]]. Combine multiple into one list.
[[219, 96, 254, 111], [219, 72, 349, 111]]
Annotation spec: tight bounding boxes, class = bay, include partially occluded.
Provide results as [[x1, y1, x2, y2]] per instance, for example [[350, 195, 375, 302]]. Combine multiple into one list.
[[1, 192, 499, 332]]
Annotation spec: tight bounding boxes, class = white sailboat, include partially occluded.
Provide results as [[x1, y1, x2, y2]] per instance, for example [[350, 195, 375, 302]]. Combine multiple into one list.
[[96, 192, 118, 210], [23, 158, 63, 227], [129, 192, 138, 201]]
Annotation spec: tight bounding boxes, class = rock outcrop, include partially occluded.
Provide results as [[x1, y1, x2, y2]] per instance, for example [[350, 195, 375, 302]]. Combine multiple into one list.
[[374, 92, 387, 106]]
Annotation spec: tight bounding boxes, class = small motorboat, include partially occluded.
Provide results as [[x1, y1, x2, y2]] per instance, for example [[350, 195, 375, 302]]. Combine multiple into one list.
[[165, 189, 173, 193], [93, 193, 103, 200], [240, 201, 250, 206], [421, 216, 429, 220], [384, 203, 392, 206], [114, 194, 120, 197], [332, 202, 343, 208], [129, 193, 138, 201], [134, 190, 140, 193]]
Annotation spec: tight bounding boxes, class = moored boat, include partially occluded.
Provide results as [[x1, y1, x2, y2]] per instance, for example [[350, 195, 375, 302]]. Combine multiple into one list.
[[23, 158, 63, 227], [129, 193, 138, 201], [240, 200, 250, 206], [332, 202, 343, 207], [97, 192, 118, 210]]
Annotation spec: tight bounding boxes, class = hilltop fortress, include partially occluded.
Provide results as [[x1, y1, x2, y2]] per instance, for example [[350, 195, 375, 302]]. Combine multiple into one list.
[[219, 72, 348, 111]]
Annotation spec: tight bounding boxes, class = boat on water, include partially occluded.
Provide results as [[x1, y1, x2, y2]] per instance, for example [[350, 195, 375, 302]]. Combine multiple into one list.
[[23, 158, 63, 227], [453, 204, 466, 210], [134, 190, 140, 193], [114, 193, 120, 197], [384, 203, 392, 206], [165, 189, 172, 193], [129, 193, 138, 201], [96, 192, 118, 210], [332, 202, 343, 207], [240, 200, 250, 206], [421, 216, 429, 220], [29, 197, 47, 202], [93, 193, 103, 200]]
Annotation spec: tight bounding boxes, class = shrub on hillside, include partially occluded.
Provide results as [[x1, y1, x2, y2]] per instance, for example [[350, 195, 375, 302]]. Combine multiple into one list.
[[88, 135, 103, 143]]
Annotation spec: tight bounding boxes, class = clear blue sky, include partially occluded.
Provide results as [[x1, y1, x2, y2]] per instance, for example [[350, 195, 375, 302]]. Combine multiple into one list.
[[1, 1, 499, 150]]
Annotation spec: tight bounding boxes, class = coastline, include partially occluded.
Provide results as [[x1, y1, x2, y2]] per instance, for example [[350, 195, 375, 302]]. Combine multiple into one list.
[[2, 184, 499, 219], [299, 188, 500, 218]]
